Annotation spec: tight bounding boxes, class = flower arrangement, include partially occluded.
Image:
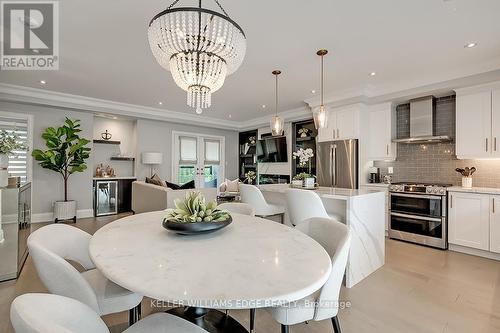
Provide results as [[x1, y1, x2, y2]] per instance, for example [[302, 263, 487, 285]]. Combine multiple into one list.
[[298, 127, 309, 138], [293, 172, 313, 181], [0, 129, 27, 155], [164, 191, 230, 223], [244, 170, 256, 184], [293, 148, 314, 173]]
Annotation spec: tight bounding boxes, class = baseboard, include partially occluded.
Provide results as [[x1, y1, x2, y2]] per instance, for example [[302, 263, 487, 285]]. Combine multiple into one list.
[[0, 213, 18, 224], [32, 209, 94, 223], [449, 244, 500, 261]]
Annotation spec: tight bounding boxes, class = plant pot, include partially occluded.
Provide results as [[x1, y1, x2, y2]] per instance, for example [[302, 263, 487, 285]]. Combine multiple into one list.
[[304, 177, 315, 189], [0, 154, 8, 169], [0, 170, 8, 188], [54, 200, 77, 223], [462, 177, 473, 188], [291, 180, 303, 188]]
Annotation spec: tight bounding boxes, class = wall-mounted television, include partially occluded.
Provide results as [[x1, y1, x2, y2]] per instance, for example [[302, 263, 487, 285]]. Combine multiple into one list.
[[256, 136, 288, 163]]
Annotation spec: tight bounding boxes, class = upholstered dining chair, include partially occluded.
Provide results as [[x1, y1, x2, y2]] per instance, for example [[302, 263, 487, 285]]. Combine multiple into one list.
[[10, 293, 208, 333], [218, 202, 255, 216], [240, 184, 285, 223], [27, 224, 143, 326], [286, 188, 343, 226], [265, 217, 351, 333]]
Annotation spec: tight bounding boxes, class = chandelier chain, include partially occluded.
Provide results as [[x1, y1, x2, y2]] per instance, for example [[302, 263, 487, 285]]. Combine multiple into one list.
[[275, 73, 279, 116], [320, 54, 324, 106]]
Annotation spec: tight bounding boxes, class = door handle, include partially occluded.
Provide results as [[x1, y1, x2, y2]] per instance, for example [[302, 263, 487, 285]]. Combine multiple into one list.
[[495, 137, 497, 152], [450, 195, 453, 208], [386, 144, 389, 155], [337, 129, 340, 138], [494, 198, 496, 214], [486, 138, 489, 152]]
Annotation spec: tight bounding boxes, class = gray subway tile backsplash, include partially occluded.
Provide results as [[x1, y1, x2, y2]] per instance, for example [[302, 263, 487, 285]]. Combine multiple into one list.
[[374, 95, 500, 187]]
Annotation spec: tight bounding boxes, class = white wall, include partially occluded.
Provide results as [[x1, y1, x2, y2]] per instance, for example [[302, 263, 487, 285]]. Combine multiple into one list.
[[0, 101, 94, 219], [257, 123, 293, 177], [93, 116, 136, 177], [135, 119, 239, 182]]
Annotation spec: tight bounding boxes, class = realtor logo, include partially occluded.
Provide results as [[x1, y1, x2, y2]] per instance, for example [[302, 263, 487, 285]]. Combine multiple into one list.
[[1, 1, 59, 70]]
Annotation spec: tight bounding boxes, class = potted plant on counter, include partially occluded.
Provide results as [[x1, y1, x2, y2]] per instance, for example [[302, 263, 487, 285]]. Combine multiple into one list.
[[292, 148, 315, 188], [32, 118, 91, 223], [0, 129, 27, 187]]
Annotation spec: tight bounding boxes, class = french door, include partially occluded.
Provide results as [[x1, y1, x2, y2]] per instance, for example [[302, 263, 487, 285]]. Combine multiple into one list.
[[173, 132, 225, 188]]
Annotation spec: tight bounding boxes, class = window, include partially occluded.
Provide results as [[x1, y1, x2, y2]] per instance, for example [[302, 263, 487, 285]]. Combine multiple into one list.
[[0, 116, 29, 184]]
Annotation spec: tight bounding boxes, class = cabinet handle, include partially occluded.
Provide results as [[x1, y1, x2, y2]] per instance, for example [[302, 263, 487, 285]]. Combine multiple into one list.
[[486, 138, 489, 152], [495, 137, 497, 152], [337, 129, 340, 138], [386, 144, 389, 155], [494, 198, 496, 214], [450, 195, 453, 208]]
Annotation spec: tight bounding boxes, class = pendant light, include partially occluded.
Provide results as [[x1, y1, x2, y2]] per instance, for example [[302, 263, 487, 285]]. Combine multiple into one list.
[[313, 49, 328, 129], [270, 70, 284, 136]]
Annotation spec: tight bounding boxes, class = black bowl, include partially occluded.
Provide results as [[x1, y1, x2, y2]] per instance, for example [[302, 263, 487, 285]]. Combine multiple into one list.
[[162, 216, 232, 235]]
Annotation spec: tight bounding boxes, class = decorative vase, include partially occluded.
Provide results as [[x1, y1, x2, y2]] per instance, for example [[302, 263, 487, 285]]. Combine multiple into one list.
[[300, 133, 307, 138], [54, 200, 77, 222], [304, 177, 315, 189], [462, 177, 472, 188]]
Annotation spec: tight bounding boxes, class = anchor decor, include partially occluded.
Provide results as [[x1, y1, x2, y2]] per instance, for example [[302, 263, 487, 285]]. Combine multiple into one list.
[[101, 130, 112, 141]]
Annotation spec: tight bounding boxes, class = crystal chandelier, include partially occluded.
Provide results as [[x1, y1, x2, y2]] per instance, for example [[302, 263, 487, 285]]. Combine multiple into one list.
[[313, 49, 328, 129], [270, 70, 284, 136], [148, 0, 246, 114]]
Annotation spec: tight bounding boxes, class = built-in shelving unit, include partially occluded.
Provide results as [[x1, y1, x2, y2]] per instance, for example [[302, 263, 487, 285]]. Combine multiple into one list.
[[291, 119, 317, 178], [238, 129, 258, 184], [93, 139, 121, 145]]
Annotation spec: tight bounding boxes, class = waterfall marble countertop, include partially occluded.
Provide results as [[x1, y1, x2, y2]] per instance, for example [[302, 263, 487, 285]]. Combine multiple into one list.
[[448, 186, 500, 195], [93, 176, 137, 180], [259, 184, 384, 200]]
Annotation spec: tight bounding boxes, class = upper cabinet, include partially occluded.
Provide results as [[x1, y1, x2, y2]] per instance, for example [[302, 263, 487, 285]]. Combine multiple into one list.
[[455, 83, 500, 159], [367, 103, 396, 161], [317, 105, 360, 142]]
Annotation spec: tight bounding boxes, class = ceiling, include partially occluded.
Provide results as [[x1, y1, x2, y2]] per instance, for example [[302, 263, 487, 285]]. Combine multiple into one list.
[[1, 0, 500, 123]]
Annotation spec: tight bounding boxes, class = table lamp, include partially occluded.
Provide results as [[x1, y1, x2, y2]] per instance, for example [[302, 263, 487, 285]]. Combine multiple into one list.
[[141, 152, 163, 176]]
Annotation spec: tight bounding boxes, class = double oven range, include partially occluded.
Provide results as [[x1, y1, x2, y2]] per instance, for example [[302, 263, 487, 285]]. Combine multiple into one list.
[[389, 182, 451, 249]]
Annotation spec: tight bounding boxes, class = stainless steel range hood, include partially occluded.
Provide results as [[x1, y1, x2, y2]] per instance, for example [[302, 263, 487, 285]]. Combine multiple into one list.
[[392, 96, 452, 144]]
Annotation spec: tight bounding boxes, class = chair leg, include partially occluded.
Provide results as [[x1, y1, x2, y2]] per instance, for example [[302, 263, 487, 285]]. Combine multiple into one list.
[[281, 324, 289, 333], [331, 316, 342, 333], [129, 305, 140, 326], [250, 308, 256, 332], [280, 213, 284, 224]]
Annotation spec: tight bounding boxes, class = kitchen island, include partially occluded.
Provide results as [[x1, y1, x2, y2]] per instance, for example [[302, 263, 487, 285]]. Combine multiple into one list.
[[259, 184, 386, 288]]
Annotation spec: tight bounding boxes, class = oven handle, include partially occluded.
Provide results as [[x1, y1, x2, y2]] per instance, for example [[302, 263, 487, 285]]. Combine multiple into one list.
[[390, 212, 443, 222], [390, 192, 443, 200]]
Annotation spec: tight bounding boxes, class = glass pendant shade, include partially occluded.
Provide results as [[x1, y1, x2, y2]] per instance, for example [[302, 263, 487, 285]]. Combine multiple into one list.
[[313, 105, 327, 129], [148, 1, 246, 113], [270, 115, 284, 136]]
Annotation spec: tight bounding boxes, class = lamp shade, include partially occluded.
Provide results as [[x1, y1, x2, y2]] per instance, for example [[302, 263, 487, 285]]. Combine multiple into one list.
[[141, 152, 163, 165]]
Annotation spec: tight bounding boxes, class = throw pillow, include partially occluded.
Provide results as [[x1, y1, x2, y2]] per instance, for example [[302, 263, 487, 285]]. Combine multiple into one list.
[[225, 178, 240, 192], [146, 174, 165, 187], [166, 180, 195, 190]]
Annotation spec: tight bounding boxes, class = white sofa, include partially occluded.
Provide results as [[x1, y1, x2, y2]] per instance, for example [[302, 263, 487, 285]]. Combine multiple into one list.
[[131, 181, 217, 214]]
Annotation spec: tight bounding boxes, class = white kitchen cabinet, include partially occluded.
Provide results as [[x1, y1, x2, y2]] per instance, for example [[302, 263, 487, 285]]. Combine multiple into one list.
[[448, 192, 490, 251], [490, 195, 500, 254], [368, 106, 396, 160], [456, 91, 492, 159], [317, 105, 360, 142], [491, 89, 500, 157]]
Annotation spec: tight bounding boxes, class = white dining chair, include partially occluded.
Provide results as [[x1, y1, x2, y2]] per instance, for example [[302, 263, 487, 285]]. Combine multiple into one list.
[[265, 217, 351, 333], [218, 202, 255, 216], [240, 184, 285, 223], [286, 188, 343, 226], [10, 293, 208, 333], [27, 224, 143, 326]]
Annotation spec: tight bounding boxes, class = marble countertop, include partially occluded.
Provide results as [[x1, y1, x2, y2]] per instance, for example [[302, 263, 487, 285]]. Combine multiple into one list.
[[448, 186, 500, 195], [259, 184, 383, 199], [93, 176, 137, 180], [89, 211, 331, 309], [361, 183, 390, 188]]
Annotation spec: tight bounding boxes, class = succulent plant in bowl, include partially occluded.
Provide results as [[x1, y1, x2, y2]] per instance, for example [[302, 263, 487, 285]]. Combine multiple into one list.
[[163, 191, 232, 235]]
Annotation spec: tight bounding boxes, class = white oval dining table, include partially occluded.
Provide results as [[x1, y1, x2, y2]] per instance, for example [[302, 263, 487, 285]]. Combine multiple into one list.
[[89, 211, 332, 332]]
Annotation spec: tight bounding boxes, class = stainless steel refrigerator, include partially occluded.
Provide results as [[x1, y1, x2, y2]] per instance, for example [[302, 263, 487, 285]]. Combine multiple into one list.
[[316, 139, 358, 189]]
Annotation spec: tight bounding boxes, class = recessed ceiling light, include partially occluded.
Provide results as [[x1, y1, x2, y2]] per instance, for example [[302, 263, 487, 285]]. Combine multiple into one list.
[[158, 101, 163, 105], [40, 80, 46, 85], [369, 72, 376, 76], [228, 114, 232, 118], [262, 104, 266, 109], [311, 90, 316, 94], [464, 42, 477, 48]]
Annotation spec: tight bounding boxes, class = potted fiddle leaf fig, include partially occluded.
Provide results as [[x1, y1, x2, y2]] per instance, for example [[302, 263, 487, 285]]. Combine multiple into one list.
[[32, 118, 91, 222]]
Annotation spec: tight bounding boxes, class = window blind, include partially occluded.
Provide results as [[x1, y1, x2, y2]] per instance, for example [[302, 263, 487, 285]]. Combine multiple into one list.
[[0, 118, 29, 184]]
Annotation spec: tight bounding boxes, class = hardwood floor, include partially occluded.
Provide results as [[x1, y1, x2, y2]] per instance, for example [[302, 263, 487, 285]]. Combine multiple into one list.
[[2, 214, 500, 333]]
